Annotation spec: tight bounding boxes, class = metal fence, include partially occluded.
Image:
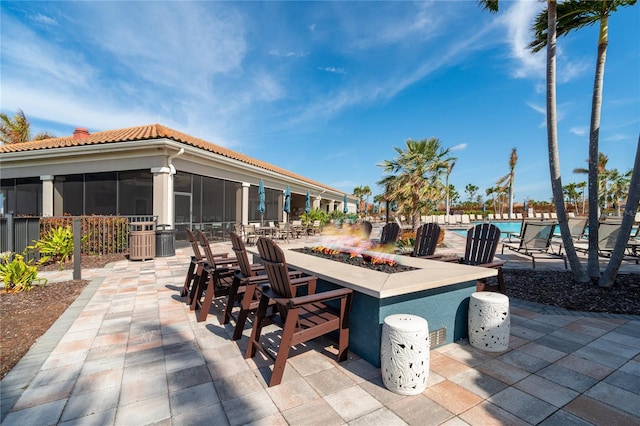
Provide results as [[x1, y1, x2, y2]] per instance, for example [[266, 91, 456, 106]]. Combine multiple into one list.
[[0, 214, 157, 259]]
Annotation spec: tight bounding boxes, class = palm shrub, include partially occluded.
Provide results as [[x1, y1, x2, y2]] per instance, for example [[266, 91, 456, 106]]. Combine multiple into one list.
[[0, 252, 47, 292], [28, 225, 75, 270]]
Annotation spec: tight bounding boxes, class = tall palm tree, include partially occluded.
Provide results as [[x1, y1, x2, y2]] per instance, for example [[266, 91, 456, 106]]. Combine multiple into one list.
[[0, 108, 55, 144], [353, 185, 371, 216], [606, 168, 631, 216], [480, 0, 590, 283], [378, 138, 455, 231], [495, 148, 518, 219], [599, 135, 640, 287], [530, 0, 636, 279], [445, 160, 456, 216]]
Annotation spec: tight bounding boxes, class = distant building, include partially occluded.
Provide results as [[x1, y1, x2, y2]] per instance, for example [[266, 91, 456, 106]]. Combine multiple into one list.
[[0, 124, 352, 240]]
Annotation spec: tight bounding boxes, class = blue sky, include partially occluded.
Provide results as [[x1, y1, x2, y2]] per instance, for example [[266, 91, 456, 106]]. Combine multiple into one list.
[[1, 1, 638, 203]]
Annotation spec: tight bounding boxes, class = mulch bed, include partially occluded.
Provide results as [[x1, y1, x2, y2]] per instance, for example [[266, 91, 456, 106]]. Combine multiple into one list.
[[1, 252, 638, 381]]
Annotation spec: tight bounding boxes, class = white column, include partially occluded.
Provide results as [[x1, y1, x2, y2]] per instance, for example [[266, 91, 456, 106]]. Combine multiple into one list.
[[242, 182, 250, 225], [313, 196, 321, 210], [40, 175, 54, 217], [151, 166, 172, 226]]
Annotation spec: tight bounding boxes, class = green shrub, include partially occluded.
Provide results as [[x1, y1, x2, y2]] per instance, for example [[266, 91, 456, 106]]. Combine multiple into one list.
[[0, 253, 47, 292], [28, 225, 75, 270]]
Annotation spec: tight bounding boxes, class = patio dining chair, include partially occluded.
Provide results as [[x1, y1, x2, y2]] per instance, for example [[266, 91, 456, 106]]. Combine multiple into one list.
[[190, 231, 239, 322], [246, 237, 353, 387]]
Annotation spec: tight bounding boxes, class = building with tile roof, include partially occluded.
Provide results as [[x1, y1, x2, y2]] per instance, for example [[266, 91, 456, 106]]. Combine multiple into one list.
[[0, 124, 355, 241]]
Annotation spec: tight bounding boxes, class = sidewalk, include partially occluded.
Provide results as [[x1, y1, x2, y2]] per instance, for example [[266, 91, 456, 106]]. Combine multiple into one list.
[[1, 237, 639, 425]]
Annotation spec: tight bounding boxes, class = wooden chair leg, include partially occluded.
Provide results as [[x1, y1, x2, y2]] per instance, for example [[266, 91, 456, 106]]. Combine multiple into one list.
[[189, 268, 207, 310], [181, 259, 196, 297], [497, 268, 506, 294], [196, 274, 216, 322], [270, 309, 299, 387], [245, 294, 270, 359], [233, 283, 257, 341], [221, 276, 241, 325], [187, 264, 205, 307]]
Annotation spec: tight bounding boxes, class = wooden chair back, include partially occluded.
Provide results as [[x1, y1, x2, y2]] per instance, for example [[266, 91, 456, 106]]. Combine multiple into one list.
[[196, 230, 220, 267], [230, 231, 255, 278], [186, 228, 204, 262], [413, 223, 441, 257], [462, 223, 501, 266], [256, 237, 295, 298], [380, 222, 400, 245], [361, 221, 373, 239]]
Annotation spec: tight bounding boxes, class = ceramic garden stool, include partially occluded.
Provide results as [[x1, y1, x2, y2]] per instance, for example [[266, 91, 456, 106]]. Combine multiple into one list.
[[468, 292, 510, 352], [381, 314, 430, 395]]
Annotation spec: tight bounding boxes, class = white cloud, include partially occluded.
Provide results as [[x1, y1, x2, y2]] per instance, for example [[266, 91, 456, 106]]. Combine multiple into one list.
[[320, 67, 346, 74], [570, 126, 588, 136], [451, 143, 467, 151], [499, 1, 545, 79], [605, 134, 626, 142]]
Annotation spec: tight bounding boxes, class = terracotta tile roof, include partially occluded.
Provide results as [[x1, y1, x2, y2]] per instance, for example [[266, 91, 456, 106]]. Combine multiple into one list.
[[0, 123, 339, 193]]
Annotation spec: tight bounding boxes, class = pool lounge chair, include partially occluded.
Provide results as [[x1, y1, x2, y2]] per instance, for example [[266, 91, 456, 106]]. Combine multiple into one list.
[[574, 222, 639, 264], [502, 221, 567, 269]]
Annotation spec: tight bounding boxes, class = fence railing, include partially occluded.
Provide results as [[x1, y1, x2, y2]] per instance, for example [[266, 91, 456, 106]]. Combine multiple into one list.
[[0, 214, 157, 259]]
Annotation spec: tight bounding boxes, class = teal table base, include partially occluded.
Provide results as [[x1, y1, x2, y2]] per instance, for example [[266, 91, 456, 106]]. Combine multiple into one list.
[[318, 279, 476, 368]]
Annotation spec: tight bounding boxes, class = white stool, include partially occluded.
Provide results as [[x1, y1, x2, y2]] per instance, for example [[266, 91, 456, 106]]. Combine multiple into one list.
[[468, 292, 510, 352], [381, 314, 430, 395]]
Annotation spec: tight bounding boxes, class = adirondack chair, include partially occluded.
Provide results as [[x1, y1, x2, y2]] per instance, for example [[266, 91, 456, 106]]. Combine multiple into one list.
[[228, 232, 306, 340], [437, 223, 506, 293], [409, 223, 441, 258], [181, 229, 229, 302], [361, 221, 373, 239], [380, 222, 400, 245], [190, 231, 239, 322], [502, 222, 567, 269], [247, 237, 353, 387]]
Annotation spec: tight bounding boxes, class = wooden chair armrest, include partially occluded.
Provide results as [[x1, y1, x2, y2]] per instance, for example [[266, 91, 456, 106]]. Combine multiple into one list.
[[287, 288, 353, 308], [477, 260, 506, 269], [436, 255, 462, 263], [289, 276, 317, 286]]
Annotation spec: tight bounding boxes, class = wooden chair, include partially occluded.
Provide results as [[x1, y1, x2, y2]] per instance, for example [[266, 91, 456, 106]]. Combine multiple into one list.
[[437, 223, 506, 293], [190, 231, 239, 322], [361, 221, 373, 239], [227, 232, 305, 340], [181, 229, 228, 303], [410, 223, 441, 258], [246, 237, 353, 387], [502, 221, 567, 269], [380, 222, 400, 245]]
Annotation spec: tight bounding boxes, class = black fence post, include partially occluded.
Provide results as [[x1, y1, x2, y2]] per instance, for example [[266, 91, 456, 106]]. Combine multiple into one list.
[[73, 218, 81, 280]]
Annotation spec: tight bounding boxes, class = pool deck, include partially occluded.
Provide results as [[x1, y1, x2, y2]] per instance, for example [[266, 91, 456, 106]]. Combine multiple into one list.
[[1, 232, 639, 425]]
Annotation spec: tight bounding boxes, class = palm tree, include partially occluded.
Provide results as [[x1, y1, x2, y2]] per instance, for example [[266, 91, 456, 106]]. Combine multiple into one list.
[[599, 135, 640, 287], [445, 160, 456, 216], [377, 138, 455, 231], [353, 185, 371, 216], [606, 168, 631, 216], [0, 108, 55, 144], [495, 148, 518, 219], [480, 0, 590, 283], [562, 182, 582, 214], [530, 0, 636, 280], [573, 151, 610, 210]]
